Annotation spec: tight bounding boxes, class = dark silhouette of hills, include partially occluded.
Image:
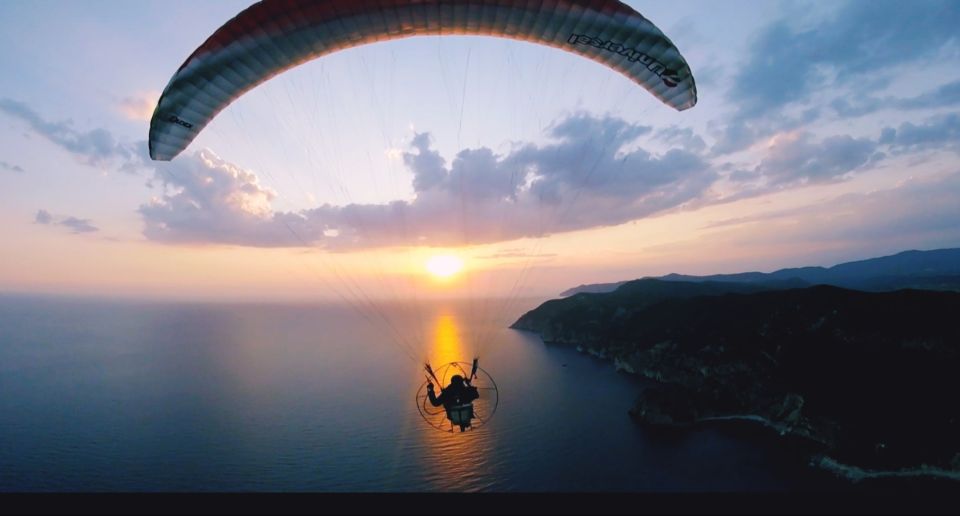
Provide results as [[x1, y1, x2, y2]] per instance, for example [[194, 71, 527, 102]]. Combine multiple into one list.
[[513, 276, 960, 482], [560, 248, 960, 296]]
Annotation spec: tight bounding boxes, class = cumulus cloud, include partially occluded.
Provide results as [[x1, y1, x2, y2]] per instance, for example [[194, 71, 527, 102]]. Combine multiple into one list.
[[139, 150, 295, 246], [0, 98, 144, 171], [34, 209, 99, 234], [0, 160, 24, 173], [138, 113, 716, 249]]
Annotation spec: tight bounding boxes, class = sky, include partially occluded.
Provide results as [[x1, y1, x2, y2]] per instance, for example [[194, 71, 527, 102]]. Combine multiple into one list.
[[1, 0, 959, 303]]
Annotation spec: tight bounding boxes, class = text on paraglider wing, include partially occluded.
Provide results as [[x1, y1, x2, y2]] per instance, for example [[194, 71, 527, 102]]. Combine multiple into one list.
[[166, 115, 194, 129], [567, 34, 681, 87]]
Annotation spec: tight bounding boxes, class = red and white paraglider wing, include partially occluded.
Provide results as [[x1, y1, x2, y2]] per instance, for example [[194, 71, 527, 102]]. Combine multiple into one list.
[[148, 0, 697, 161]]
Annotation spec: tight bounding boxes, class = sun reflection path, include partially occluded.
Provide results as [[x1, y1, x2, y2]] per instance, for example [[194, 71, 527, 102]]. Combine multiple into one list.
[[419, 311, 499, 434], [429, 312, 470, 367], [416, 309, 501, 490], [420, 314, 499, 429]]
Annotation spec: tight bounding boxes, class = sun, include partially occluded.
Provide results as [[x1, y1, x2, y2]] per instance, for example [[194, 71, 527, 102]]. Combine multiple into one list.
[[425, 255, 464, 280]]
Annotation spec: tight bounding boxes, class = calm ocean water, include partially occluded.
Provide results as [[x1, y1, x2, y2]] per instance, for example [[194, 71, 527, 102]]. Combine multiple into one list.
[[0, 294, 840, 492]]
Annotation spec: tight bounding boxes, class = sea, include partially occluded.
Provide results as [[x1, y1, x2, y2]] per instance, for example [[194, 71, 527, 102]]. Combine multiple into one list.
[[0, 293, 843, 492]]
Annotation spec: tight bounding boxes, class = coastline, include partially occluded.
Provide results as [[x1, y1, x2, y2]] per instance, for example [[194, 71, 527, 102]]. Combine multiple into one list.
[[534, 334, 960, 485], [812, 455, 960, 483]]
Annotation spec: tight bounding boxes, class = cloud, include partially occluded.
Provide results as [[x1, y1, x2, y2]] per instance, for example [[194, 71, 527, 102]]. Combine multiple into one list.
[[117, 92, 159, 121], [713, 1, 960, 154], [719, 172, 960, 246], [0, 98, 145, 171], [710, 118, 758, 156], [404, 132, 448, 192], [728, 21, 814, 120], [34, 209, 99, 234], [821, 174, 960, 244], [34, 209, 53, 225], [830, 97, 885, 119], [724, 131, 880, 191], [653, 126, 707, 154], [0, 160, 24, 173], [139, 150, 294, 246], [754, 132, 879, 186], [59, 216, 99, 233], [897, 80, 960, 110], [831, 79, 960, 118], [879, 112, 960, 154], [131, 104, 941, 251], [730, 1, 960, 117], [138, 114, 717, 249], [688, 171, 960, 272]]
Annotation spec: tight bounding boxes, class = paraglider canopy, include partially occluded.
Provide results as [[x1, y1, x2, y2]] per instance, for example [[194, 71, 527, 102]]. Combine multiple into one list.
[[149, 0, 697, 161]]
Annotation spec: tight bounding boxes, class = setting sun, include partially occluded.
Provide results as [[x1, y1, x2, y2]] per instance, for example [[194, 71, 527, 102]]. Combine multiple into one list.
[[425, 255, 464, 279]]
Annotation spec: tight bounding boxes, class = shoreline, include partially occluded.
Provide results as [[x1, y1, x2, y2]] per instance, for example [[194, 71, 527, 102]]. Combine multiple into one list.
[[812, 455, 960, 483], [551, 338, 960, 484]]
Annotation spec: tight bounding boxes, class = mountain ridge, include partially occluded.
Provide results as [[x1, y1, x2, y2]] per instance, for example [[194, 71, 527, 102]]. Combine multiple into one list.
[[559, 248, 960, 296]]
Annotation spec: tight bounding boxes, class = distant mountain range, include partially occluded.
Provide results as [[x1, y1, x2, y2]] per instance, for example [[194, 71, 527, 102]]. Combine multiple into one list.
[[559, 248, 960, 296]]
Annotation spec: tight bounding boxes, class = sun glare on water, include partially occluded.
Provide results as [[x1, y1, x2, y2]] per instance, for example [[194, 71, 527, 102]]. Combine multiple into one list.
[[425, 255, 464, 280]]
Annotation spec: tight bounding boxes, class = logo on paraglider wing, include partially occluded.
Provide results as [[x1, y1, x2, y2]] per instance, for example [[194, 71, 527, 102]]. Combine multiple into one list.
[[167, 114, 194, 129], [661, 70, 681, 88], [568, 34, 681, 88]]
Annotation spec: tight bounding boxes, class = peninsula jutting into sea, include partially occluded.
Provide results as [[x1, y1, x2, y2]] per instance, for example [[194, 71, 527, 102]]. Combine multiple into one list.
[[512, 248, 960, 485]]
